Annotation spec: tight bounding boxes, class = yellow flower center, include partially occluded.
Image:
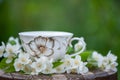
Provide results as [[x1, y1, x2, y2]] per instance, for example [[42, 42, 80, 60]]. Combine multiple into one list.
[[37, 63, 42, 68], [17, 63, 22, 68], [21, 58, 26, 62], [39, 46, 46, 53], [74, 60, 79, 65]]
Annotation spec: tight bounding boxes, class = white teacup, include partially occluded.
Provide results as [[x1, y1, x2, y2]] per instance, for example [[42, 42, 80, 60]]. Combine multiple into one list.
[[19, 31, 86, 61]]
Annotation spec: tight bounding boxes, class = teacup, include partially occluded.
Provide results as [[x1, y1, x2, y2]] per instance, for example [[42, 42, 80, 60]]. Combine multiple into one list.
[[19, 31, 86, 61]]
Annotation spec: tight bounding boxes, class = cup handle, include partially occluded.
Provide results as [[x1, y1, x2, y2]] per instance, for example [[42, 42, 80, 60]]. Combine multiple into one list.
[[69, 37, 86, 57]]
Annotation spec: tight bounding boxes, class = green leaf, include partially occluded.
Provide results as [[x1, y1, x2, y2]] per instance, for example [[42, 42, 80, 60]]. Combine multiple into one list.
[[52, 59, 63, 68], [5, 63, 15, 73], [9, 40, 16, 45], [0, 58, 15, 73], [86, 62, 98, 70], [87, 59, 98, 69], [66, 46, 74, 55], [86, 52, 99, 69], [0, 58, 8, 69], [80, 51, 93, 61]]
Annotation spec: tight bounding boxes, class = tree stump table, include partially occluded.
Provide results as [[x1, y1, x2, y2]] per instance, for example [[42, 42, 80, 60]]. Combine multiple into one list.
[[0, 70, 117, 80]]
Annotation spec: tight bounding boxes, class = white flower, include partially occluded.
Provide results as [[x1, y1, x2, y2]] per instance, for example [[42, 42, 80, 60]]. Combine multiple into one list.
[[102, 57, 115, 71], [14, 59, 24, 71], [31, 56, 47, 73], [65, 55, 88, 74], [62, 55, 73, 69], [74, 37, 86, 52], [102, 57, 109, 66], [109, 62, 118, 72], [18, 52, 31, 65], [91, 51, 118, 72], [42, 60, 54, 74], [28, 36, 55, 57], [74, 42, 82, 52], [9, 37, 20, 44], [6, 55, 15, 63], [69, 62, 89, 75], [4, 43, 17, 63], [0, 42, 5, 57], [3, 37, 21, 63], [78, 62, 88, 74], [6, 38, 21, 53], [31, 61, 45, 73], [92, 51, 103, 61], [92, 51, 104, 67], [72, 55, 81, 66], [66, 66, 78, 74], [102, 51, 118, 72], [23, 65, 32, 74], [54, 64, 65, 73], [107, 51, 117, 62], [31, 68, 39, 75], [31, 56, 54, 74], [92, 51, 107, 68]]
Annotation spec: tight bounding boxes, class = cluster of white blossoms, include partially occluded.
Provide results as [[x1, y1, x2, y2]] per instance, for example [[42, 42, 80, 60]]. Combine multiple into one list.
[[14, 53, 88, 75], [30, 56, 54, 75], [91, 51, 118, 72], [0, 37, 21, 63], [62, 55, 88, 74], [14, 52, 32, 72]]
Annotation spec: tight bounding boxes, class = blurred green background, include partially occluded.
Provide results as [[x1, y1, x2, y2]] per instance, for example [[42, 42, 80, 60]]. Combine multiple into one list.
[[0, 0, 120, 79]]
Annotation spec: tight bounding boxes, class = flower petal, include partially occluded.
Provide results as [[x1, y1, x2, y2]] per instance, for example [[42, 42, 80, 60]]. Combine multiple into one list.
[[74, 41, 83, 52], [14, 59, 23, 71], [6, 58, 13, 63], [53, 40, 61, 50], [34, 37, 46, 46], [43, 48, 53, 56], [29, 41, 40, 53], [46, 38, 54, 48], [0, 42, 5, 57]]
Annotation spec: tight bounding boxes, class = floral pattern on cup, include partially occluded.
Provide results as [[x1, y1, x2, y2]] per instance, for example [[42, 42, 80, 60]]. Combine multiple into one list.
[[27, 36, 67, 58], [28, 36, 54, 57]]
